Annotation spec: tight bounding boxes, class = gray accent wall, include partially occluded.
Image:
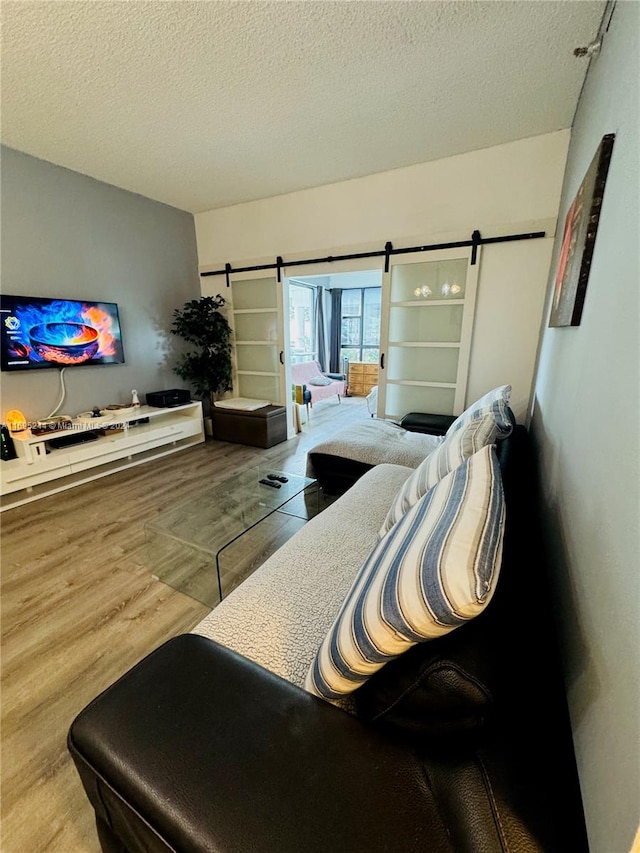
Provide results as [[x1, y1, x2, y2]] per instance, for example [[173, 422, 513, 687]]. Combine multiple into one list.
[[530, 4, 639, 850], [1, 146, 200, 419]]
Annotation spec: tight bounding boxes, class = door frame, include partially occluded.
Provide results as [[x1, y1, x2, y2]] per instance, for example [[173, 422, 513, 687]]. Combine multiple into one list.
[[281, 258, 383, 425]]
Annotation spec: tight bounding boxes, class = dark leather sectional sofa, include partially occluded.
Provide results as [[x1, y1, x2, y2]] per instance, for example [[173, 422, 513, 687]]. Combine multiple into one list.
[[68, 417, 589, 852]]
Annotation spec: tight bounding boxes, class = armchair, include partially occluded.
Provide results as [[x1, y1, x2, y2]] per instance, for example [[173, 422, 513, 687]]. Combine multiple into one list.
[[290, 359, 346, 416]]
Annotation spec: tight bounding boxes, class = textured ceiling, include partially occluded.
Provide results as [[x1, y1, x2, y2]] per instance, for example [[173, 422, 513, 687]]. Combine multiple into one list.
[[1, 1, 604, 213]]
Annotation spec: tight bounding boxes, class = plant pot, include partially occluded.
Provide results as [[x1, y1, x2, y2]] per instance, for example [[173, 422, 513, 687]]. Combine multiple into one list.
[[204, 416, 214, 438]]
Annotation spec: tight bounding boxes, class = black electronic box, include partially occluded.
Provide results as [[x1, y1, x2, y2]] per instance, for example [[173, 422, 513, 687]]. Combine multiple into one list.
[[145, 389, 192, 408]]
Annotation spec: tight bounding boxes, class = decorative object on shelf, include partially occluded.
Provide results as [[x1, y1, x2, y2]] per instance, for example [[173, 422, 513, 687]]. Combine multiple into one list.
[[171, 295, 233, 414], [131, 389, 141, 408], [105, 404, 138, 417], [413, 285, 432, 299], [77, 411, 113, 424], [31, 416, 73, 435], [549, 133, 615, 328], [440, 282, 462, 297], [5, 409, 27, 432]]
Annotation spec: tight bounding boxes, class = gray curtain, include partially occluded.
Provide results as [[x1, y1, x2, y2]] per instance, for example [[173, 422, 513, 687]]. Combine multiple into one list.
[[329, 288, 342, 373], [314, 288, 327, 372]]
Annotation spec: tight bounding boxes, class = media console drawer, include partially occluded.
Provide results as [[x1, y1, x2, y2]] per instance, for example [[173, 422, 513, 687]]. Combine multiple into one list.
[[2, 458, 73, 491], [68, 423, 179, 463]]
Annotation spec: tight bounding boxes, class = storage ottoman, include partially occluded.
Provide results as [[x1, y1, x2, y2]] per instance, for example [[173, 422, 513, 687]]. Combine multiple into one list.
[[211, 404, 287, 448]]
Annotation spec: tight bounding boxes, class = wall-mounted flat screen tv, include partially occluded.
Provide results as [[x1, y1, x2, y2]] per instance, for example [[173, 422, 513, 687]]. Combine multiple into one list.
[[0, 295, 125, 371]]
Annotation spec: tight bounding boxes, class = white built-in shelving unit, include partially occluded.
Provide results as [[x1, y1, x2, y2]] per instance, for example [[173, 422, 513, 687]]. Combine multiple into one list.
[[231, 276, 285, 404]]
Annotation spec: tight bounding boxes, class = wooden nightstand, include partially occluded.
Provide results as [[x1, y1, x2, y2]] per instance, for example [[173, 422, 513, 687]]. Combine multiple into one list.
[[347, 362, 379, 396]]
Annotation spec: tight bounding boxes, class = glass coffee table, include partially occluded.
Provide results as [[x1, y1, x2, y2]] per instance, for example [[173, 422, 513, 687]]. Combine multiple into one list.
[[145, 466, 318, 608]]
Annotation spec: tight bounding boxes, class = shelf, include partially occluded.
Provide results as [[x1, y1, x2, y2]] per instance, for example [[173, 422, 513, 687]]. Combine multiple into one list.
[[232, 308, 277, 315], [390, 299, 465, 307], [386, 379, 456, 389], [387, 341, 461, 348]]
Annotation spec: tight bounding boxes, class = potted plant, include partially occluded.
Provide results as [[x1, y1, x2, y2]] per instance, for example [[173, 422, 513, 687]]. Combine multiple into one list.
[[171, 295, 233, 432]]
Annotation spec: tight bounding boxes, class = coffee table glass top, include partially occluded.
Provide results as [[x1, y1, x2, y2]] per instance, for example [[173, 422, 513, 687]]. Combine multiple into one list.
[[145, 466, 317, 607]]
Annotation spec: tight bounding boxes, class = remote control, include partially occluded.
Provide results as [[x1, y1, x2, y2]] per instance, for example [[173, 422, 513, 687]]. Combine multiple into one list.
[[259, 478, 281, 488], [267, 473, 289, 483]]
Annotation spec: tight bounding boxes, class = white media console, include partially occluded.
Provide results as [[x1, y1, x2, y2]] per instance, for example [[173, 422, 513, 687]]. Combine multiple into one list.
[[1, 402, 204, 511]]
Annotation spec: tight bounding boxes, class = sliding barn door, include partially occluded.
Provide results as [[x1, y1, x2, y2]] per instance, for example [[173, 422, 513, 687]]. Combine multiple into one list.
[[229, 273, 286, 405], [378, 247, 480, 419]]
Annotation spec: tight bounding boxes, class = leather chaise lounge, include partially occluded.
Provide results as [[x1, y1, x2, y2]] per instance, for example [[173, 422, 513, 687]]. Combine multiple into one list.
[[68, 400, 589, 852], [306, 411, 457, 495]]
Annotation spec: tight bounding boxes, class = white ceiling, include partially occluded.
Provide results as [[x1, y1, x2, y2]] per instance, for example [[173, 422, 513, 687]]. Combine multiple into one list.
[[1, 1, 605, 214]]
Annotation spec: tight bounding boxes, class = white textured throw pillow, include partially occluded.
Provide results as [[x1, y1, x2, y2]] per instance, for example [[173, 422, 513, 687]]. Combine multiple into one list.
[[379, 407, 510, 536], [446, 385, 513, 438], [306, 445, 505, 701]]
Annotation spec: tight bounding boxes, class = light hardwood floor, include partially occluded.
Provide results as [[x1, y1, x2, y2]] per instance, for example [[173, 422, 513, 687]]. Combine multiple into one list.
[[1, 397, 370, 852]]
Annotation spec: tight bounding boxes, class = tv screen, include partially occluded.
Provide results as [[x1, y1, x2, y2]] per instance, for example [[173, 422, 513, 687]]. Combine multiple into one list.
[[0, 295, 125, 371]]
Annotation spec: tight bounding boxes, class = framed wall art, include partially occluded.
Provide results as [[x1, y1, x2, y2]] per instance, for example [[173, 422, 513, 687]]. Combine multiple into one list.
[[549, 133, 615, 327]]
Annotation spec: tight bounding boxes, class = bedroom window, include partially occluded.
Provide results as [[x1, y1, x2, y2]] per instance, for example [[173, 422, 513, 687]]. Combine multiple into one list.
[[340, 287, 381, 364], [289, 282, 315, 364]]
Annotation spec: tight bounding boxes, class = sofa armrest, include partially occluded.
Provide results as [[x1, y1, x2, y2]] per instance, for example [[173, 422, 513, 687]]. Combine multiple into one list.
[[399, 412, 457, 435], [68, 635, 452, 853]]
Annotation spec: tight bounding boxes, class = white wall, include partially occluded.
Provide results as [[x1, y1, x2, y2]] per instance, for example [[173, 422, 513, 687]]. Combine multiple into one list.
[[195, 131, 569, 421], [530, 4, 640, 851]]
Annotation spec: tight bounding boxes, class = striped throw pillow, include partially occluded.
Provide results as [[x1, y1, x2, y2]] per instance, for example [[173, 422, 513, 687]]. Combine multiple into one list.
[[446, 385, 513, 438], [379, 408, 509, 536], [306, 445, 505, 701]]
